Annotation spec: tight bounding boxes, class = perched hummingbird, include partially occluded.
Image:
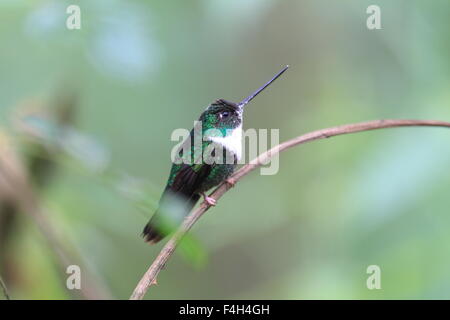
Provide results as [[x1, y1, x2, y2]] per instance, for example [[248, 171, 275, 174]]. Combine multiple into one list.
[[143, 66, 289, 243]]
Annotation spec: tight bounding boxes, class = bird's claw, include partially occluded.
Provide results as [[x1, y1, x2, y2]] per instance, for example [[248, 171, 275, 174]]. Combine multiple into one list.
[[202, 193, 216, 206]]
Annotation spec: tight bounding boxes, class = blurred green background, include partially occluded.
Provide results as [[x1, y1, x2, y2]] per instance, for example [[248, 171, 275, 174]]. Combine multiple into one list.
[[1, 0, 450, 299]]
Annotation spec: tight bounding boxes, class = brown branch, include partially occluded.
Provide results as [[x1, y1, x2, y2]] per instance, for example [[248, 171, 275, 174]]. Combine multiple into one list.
[[129, 119, 450, 300]]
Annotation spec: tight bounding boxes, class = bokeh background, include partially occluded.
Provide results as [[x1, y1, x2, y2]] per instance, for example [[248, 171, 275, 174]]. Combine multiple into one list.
[[1, 0, 450, 299]]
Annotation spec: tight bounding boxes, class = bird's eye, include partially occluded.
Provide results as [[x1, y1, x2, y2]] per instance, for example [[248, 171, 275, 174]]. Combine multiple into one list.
[[220, 111, 230, 118]]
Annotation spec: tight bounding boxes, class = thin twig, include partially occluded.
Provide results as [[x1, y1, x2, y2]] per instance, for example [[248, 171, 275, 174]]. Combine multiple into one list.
[[130, 119, 450, 300], [0, 275, 10, 300], [0, 136, 112, 300]]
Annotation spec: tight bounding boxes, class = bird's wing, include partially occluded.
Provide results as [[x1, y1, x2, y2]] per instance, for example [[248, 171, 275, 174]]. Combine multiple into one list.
[[142, 163, 210, 243], [142, 131, 214, 243], [171, 162, 211, 195]]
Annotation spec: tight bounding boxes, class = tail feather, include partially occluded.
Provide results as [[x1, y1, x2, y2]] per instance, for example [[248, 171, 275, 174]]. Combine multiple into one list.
[[142, 193, 200, 244], [142, 215, 165, 244]]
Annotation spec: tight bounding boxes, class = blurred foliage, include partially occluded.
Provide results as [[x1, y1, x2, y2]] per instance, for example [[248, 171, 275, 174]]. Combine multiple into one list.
[[0, 0, 450, 299]]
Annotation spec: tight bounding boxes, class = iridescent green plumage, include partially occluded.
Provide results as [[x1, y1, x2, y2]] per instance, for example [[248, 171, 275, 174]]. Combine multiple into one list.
[[143, 66, 289, 243], [143, 99, 240, 243]]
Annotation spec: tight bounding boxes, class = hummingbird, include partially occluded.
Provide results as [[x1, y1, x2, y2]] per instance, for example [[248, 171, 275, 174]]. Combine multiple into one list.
[[143, 66, 289, 243]]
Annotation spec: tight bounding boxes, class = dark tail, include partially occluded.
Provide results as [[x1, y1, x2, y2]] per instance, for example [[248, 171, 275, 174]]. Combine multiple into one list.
[[142, 193, 200, 244], [142, 213, 165, 244]]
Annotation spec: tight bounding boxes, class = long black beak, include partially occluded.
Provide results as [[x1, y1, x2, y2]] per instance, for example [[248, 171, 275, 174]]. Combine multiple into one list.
[[238, 65, 289, 109]]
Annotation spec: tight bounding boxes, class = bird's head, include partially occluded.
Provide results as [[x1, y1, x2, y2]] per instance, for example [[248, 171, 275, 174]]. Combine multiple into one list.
[[199, 99, 242, 131], [198, 65, 289, 134]]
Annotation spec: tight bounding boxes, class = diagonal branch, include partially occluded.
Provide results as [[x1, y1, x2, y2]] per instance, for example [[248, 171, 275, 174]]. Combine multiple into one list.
[[0, 275, 10, 300], [130, 119, 450, 300]]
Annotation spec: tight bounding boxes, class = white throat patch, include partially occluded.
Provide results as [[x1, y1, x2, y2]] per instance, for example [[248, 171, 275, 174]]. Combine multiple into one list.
[[209, 126, 242, 160]]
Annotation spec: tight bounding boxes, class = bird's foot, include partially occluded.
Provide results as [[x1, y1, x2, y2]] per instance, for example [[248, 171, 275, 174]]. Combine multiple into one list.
[[226, 177, 237, 188], [201, 193, 216, 206]]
